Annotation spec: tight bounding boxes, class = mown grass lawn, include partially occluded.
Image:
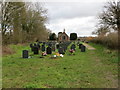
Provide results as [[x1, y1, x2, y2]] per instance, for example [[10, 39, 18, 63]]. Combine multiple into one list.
[[2, 43, 118, 88]]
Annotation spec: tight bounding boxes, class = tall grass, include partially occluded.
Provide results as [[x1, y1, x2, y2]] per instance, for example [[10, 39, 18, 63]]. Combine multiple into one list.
[[90, 32, 118, 49]]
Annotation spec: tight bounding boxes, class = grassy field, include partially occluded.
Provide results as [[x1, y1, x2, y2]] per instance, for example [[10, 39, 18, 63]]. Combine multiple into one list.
[[2, 43, 118, 88]]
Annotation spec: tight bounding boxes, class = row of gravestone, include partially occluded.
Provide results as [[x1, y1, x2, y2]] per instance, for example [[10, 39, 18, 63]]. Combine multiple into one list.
[[69, 42, 86, 52], [78, 43, 86, 52], [29, 41, 71, 54], [57, 41, 72, 54], [22, 41, 85, 58]]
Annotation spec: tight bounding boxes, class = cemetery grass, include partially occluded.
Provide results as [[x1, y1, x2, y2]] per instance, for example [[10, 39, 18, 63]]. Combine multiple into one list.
[[2, 43, 118, 88]]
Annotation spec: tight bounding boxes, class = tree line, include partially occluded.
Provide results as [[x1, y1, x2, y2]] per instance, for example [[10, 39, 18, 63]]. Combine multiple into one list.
[[91, 1, 119, 49], [1, 1, 50, 45]]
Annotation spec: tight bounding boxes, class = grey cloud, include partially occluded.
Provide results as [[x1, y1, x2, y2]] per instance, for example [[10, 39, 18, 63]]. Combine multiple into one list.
[[45, 2, 104, 20], [44, 2, 106, 36]]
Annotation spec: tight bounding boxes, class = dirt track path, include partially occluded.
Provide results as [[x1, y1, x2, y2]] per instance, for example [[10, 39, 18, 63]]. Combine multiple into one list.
[[83, 43, 96, 50]]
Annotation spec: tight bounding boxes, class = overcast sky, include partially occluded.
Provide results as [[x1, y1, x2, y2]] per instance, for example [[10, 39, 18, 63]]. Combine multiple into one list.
[[43, 0, 110, 37], [5, 0, 110, 37]]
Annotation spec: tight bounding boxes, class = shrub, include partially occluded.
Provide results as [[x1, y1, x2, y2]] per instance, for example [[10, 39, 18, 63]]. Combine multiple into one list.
[[90, 32, 118, 49], [2, 45, 15, 56], [70, 33, 77, 40]]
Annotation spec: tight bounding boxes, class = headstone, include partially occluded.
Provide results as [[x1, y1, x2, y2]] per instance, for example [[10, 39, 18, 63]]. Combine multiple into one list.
[[48, 43, 52, 47], [22, 50, 28, 58], [46, 46, 52, 54], [39, 41, 42, 44], [81, 45, 86, 52], [79, 44, 83, 49], [64, 46, 67, 52], [30, 43, 33, 48], [37, 43, 40, 49], [43, 42, 46, 45], [85, 41, 89, 43], [30, 43, 34, 51], [56, 44, 59, 49], [34, 43, 37, 46], [33, 46, 39, 54], [41, 44, 45, 52], [58, 47, 65, 54], [71, 44, 76, 51], [52, 45, 56, 51]]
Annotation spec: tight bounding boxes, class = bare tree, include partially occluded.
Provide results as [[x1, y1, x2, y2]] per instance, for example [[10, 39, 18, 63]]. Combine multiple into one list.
[[98, 1, 120, 31]]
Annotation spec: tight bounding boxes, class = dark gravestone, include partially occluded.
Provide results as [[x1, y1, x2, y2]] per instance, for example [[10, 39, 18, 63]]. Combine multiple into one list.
[[79, 44, 83, 49], [37, 43, 40, 49], [34, 43, 37, 46], [71, 44, 76, 51], [85, 41, 89, 43], [81, 45, 86, 52], [41, 45, 45, 52], [52, 45, 56, 51], [43, 42, 46, 45], [22, 50, 28, 58], [48, 43, 52, 47], [33, 46, 39, 54], [56, 44, 59, 49], [46, 46, 52, 54], [30, 44, 34, 51], [64, 46, 68, 52], [58, 47, 64, 54], [30, 43, 33, 48], [39, 41, 42, 44]]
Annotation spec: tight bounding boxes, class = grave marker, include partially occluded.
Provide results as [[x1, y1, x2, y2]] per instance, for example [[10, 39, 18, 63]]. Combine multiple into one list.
[[81, 45, 86, 52], [33, 46, 39, 54], [46, 46, 52, 54], [58, 47, 64, 54], [79, 44, 82, 49], [22, 50, 28, 58], [71, 44, 76, 51], [41, 44, 45, 52]]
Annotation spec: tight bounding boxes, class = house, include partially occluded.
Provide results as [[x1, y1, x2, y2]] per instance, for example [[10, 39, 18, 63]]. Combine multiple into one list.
[[58, 29, 69, 42]]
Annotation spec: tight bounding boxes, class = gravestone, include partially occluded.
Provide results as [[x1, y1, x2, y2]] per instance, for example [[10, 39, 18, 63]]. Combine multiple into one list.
[[37, 43, 40, 49], [34, 43, 37, 46], [39, 41, 42, 44], [43, 42, 46, 45], [56, 44, 59, 49], [30, 43, 33, 48], [30, 43, 34, 51], [85, 41, 89, 43], [48, 43, 52, 47], [71, 44, 76, 51], [81, 45, 86, 52], [52, 45, 56, 51], [41, 44, 45, 52], [64, 46, 68, 52], [33, 46, 39, 54], [46, 46, 52, 54], [79, 44, 83, 49], [58, 47, 64, 54], [22, 50, 28, 58]]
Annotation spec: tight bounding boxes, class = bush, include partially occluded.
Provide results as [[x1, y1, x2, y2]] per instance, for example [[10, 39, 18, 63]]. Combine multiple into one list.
[[49, 33, 57, 40], [90, 32, 118, 49], [2, 45, 15, 56], [70, 33, 77, 40]]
